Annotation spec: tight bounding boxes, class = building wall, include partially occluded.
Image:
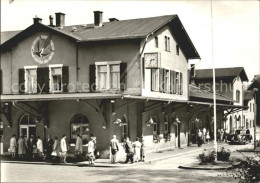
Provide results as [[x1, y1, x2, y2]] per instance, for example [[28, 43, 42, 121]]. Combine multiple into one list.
[[1, 31, 77, 94], [77, 40, 142, 95], [141, 25, 189, 101]]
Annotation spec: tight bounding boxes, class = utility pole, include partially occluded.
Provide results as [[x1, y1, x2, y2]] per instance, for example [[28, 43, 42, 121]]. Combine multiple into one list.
[[211, 0, 218, 158]]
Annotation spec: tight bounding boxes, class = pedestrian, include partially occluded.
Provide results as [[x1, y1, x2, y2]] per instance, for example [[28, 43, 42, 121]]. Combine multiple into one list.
[[60, 135, 68, 163], [18, 135, 26, 159], [110, 135, 119, 164], [31, 135, 38, 159], [197, 129, 203, 147], [140, 136, 146, 162], [125, 137, 134, 163], [133, 137, 141, 162], [36, 136, 44, 160], [220, 128, 224, 142], [52, 136, 60, 161], [206, 130, 210, 143], [45, 135, 54, 160], [202, 127, 207, 143], [75, 134, 83, 155], [9, 134, 17, 159], [88, 137, 95, 165]]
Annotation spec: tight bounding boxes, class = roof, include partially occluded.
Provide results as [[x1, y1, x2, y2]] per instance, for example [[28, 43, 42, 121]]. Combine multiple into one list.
[[192, 67, 249, 81], [189, 84, 234, 103], [1, 31, 20, 44], [244, 91, 254, 101], [248, 75, 260, 90], [1, 14, 200, 59]]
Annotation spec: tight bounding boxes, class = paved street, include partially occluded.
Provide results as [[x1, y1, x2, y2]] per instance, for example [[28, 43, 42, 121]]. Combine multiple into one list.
[[1, 142, 252, 183]]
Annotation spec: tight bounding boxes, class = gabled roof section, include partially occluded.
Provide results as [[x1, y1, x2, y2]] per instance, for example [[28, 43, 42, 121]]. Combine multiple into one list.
[[248, 75, 260, 90], [1, 14, 200, 59], [192, 67, 249, 82], [1, 30, 21, 44], [189, 84, 234, 103]]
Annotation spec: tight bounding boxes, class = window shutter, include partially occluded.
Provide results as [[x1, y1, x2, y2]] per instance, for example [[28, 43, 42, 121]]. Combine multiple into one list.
[[120, 63, 127, 91], [175, 72, 179, 94], [173, 71, 176, 94], [62, 66, 69, 92], [89, 64, 96, 92], [159, 68, 164, 92], [19, 69, 25, 93], [37, 68, 43, 94], [180, 72, 183, 95], [151, 70, 154, 91], [170, 70, 174, 94], [41, 67, 50, 93], [163, 69, 167, 93]]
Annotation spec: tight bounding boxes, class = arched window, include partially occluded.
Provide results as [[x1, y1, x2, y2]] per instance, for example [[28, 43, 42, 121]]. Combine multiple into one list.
[[71, 114, 89, 143], [19, 114, 36, 139]]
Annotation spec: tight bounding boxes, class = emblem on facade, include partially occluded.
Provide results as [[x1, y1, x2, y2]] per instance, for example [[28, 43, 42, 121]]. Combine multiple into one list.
[[31, 33, 55, 64]]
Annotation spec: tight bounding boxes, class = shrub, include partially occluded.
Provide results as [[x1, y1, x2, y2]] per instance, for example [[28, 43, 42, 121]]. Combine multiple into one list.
[[217, 147, 231, 161], [197, 149, 215, 164], [227, 155, 260, 183]]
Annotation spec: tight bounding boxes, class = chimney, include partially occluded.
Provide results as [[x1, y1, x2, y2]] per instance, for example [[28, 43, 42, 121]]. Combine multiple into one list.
[[94, 11, 103, 27], [33, 16, 42, 24], [49, 15, 54, 27], [55, 12, 65, 28], [109, 18, 119, 22], [190, 64, 195, 77]]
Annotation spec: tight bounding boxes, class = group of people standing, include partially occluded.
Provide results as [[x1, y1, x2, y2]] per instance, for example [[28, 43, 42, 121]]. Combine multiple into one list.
[[9, 134, 69, 163], [197, 128, 211, 147], [9, 134, 45, 160], [110, 135, 146, 164]]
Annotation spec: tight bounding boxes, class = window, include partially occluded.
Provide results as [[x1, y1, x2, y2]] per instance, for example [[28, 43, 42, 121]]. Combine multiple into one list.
[[49, 65, 63, 92], [165, 70, 170, 93], [24, 66, 37, 93], [151, 69, 159, 91], [71, 114, 89, 144], [110, 65, 120, 89], [165, 36, 170, 51], [164, 119, 168, 133], [95, 61, 121, 91], [122, 125, 127, 140], [250, 103, 251, 112], [19, 114, 36, 139], [176, 44, 179, 55], [153, 123, 157, 135], [236, 90, 240, 103], [155, 36, 159, 48]]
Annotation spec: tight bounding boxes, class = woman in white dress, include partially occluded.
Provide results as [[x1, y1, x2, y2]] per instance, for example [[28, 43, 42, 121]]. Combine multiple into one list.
[[133, 137, 141, 162], [10, 134, 17, 158]]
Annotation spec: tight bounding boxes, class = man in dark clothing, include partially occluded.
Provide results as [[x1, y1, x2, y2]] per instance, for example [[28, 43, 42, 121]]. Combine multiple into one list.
[[125, 137, 134, 163], [46, 135, 54, 160]]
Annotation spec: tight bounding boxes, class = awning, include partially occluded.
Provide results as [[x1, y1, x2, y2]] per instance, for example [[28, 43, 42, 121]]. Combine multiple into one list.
[[0, 93, 123, 102]]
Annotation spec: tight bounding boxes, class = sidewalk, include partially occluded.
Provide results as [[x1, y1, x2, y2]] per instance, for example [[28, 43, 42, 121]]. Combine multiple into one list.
[[1, 142, 253, 167]]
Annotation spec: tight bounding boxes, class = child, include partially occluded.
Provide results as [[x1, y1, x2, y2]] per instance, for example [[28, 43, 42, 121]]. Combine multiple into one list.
[[140, 136, 146, 162], [206, 131, 210, 143]]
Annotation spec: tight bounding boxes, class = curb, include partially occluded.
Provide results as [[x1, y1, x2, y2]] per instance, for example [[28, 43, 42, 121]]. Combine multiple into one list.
[[178, 165, 233, 170], [146, 144, 229, 164]]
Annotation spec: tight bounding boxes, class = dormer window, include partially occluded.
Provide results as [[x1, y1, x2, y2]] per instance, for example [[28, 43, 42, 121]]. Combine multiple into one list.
[[155, 36, 159, 48], [176, 44, 179, 55]]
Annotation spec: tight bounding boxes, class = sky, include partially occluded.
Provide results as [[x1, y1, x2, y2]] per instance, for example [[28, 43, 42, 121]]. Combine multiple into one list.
[[1, 0, 259, 82]]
